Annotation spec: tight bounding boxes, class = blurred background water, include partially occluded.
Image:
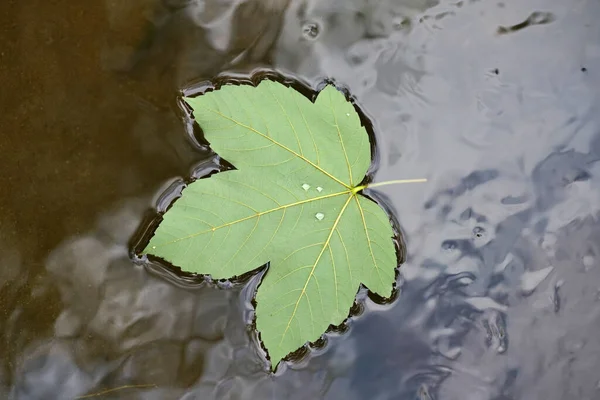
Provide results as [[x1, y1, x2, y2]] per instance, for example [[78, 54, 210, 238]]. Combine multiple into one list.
[[1, 0, 600, 399]]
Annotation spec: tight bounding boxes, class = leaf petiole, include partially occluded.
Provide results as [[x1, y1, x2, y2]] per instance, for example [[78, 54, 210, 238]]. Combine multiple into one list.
[[352, 178, 427, 194]]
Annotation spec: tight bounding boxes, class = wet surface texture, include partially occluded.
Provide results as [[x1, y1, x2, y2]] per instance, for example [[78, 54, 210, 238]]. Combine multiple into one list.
[[2, 0, 600, 399]]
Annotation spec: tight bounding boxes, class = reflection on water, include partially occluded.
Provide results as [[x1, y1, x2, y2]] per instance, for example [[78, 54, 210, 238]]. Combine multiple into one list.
[[2, 0, 600, 398]]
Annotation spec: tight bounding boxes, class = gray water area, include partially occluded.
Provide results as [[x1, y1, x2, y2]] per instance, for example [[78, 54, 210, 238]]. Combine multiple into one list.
[[2, 0, 600, 399]]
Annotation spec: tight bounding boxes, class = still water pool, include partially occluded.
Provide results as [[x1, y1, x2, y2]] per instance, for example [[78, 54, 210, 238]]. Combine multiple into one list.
[[1, 0, 600, 399]]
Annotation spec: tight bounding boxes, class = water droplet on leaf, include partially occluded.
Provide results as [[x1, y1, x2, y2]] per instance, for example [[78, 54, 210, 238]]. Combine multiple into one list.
[[317, 187, 323, 192], [302, 183, 310, 191], [315, 212, 324, 221], [346, 113, 350, 117]]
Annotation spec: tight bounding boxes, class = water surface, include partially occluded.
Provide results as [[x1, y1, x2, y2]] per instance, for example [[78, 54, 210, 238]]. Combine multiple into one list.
[[2, 0, 600, 399]]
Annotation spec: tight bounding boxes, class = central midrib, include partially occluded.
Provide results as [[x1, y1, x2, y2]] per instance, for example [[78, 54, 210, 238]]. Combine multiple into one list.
[[278, 193, 355, 344]]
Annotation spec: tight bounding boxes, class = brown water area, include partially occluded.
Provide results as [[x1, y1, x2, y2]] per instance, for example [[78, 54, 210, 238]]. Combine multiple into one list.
[[1, 0, 600, 399]]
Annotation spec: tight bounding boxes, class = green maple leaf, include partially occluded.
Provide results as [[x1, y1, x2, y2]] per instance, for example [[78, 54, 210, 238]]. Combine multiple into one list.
[[143, 80, 418, 368]]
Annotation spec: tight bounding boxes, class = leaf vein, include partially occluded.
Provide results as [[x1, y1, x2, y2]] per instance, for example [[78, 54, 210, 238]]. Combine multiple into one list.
[[293, 94, 320, 165], [354, 196, 385, 287], [328, 96, 354, 185], [328, 243, 339, 314], [150, 190, 349, 249], [335, 228, 353, 284], [243, 209, 286, 269], [266, 84, 304, 156], [221, 215, 261, 269], [202, 107, 350, 188], [280, 194, 354, 345]]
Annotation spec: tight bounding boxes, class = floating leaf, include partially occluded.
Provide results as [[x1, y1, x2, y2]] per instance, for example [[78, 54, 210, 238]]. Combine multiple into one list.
[[144, 80, 399, 368]]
